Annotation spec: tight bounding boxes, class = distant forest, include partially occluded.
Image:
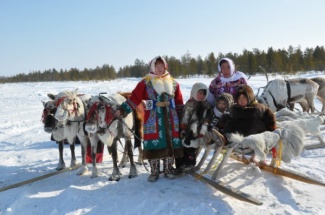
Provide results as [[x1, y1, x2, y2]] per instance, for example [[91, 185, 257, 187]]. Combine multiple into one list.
[[2, 45, 325, 83]]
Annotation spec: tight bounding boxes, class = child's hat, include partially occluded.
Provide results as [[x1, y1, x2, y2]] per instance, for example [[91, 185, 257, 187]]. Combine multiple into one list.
[[233, 84, 255, 104], [216, 93, 234, 107]]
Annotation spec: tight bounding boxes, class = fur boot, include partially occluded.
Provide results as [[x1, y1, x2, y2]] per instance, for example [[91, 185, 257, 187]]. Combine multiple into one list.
[[148, 159, 160, 182], [163, 157, 177, 179]]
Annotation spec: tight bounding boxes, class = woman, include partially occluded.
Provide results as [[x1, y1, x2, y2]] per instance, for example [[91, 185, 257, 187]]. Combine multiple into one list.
[[207, 58, 248, 106], [115, 56, 184, 182]]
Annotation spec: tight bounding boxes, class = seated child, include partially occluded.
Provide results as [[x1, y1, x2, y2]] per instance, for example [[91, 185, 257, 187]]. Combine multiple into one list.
[[179, 82, 212, 171], [221, 84, 276, 139], [210, 93, 234, 131]]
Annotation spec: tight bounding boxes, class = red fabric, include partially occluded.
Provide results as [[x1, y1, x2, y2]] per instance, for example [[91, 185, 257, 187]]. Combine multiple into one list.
[[86, 142, 104, 163], [271, 147, 277, 158], [126, 80, 183, 140]]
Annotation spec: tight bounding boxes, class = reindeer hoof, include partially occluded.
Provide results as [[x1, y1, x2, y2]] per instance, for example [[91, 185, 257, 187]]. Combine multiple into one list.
[[109, 176, 120, 181], [128, 175, 138, 179]]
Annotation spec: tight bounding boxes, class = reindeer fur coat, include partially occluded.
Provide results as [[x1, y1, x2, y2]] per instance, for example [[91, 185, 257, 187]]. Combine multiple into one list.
[[222, 85, 276, 137]]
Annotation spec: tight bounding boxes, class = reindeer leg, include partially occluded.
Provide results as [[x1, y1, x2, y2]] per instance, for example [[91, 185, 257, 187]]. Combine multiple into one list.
[[136, 145, 145, 165], [109, 139, 121, 181], [70, 139, 77, 167], [125, 138, 138, 178], [76, 136, 89, 176], [90, 135, 100, 178], [56, 140, 66, 170], [118, 139, 129, 168]]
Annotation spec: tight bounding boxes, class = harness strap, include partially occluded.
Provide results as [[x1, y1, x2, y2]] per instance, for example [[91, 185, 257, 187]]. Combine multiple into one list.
[[285, 80, 291, 101]]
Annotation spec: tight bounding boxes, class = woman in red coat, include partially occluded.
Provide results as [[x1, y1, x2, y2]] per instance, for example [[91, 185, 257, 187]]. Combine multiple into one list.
[[115, 56, 184, 182]]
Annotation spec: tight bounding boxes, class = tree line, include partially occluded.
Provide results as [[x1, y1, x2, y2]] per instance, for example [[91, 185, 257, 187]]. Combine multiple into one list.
[[2, 45, 325, 83]]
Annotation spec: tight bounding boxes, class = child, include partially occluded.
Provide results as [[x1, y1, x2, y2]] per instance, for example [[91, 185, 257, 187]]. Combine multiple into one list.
[[179, 82, 212, 171], [210, 93, 234, 131], [221, 84, 276, 138]]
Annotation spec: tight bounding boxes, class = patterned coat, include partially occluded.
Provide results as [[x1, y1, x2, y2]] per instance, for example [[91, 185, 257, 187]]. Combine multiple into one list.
[[119, 61, 184, 160], [207, 58, 247, 106]]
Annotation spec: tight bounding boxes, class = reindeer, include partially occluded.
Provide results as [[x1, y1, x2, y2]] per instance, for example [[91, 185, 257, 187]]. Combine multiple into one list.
[[290, 77, 325, 112], [42, 98, 75, 170], [257, 78, 319, 113], [54, 89, 92, 176], [41, 91, 90, 170], [84, 92, 144, 181]]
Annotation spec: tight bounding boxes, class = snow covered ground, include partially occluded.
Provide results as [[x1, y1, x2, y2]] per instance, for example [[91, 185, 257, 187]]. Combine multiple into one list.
[[0, 73, 325, 215]]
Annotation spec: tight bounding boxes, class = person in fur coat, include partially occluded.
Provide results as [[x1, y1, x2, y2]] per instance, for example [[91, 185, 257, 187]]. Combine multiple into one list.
[[207, 58, 248, 106], [115, 56, 184, 182], [179, 82, 212, 171], [221, 84, 276, 140]]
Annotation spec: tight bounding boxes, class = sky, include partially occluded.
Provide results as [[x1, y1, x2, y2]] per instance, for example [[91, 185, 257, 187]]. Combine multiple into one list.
[[1, 0, 325, 77], [1, 74, 325, 214]]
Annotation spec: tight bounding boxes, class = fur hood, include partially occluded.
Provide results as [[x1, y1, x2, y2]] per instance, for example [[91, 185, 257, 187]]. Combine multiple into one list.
[[234, 84, 255, 105], [218, 57, 235, 76], [215, 92, 234, 108], [190, 82, 208, 101]]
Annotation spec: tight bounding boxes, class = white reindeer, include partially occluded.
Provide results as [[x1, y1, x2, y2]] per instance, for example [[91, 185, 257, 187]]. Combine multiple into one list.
[[257, 78, 319, 113], [84, 93, 143, 180], [54, 89, 91, 176], [42, 98, 73, 170]]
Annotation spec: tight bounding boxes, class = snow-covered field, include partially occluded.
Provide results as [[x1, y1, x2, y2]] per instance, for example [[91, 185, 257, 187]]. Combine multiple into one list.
[[0, 73, 325, 215]]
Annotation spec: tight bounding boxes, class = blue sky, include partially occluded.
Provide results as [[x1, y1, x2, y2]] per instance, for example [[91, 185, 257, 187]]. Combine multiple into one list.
[[1, 0, 325, 77]]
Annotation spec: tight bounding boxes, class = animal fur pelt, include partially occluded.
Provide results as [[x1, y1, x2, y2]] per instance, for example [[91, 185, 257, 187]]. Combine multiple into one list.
[[258, 78, 319, 113], [228, 123, 305, 164], [276, 108, 325, 135]]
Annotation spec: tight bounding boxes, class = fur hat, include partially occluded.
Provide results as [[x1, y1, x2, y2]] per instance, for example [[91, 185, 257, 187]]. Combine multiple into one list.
[[190, 82, 208, 101], [149, 56, 168, 74], [218, 58, 235, 76], [215, 93, 234, 108], [234, 84, 255, 105]]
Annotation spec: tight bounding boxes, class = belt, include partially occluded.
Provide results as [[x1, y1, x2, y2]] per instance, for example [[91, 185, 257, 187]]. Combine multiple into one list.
[[155, 101, 170, 107]]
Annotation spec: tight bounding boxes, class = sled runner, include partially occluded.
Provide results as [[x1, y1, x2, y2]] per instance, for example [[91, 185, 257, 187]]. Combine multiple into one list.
[[0, 164, 82, 192]]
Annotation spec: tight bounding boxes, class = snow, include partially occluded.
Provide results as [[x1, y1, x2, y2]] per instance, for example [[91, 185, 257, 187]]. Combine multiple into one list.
[[1, 73, 325, 215]]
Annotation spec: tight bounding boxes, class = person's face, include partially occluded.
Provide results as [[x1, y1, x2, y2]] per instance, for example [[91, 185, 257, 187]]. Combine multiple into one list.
[[237, 94, 248, 107], [155, 62, 165, 76], [220, 61, 231, 78], [196, 90, 206, 101], [216, 100, 227, 112]]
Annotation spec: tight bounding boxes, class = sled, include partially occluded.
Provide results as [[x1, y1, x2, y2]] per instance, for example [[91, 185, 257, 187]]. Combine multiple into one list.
[[189, 142, 264, 205]]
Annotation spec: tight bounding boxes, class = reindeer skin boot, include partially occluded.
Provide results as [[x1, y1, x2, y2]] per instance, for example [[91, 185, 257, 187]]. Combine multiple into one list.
[[148, 159, 160, 182], [163, 157, 177, 179]]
